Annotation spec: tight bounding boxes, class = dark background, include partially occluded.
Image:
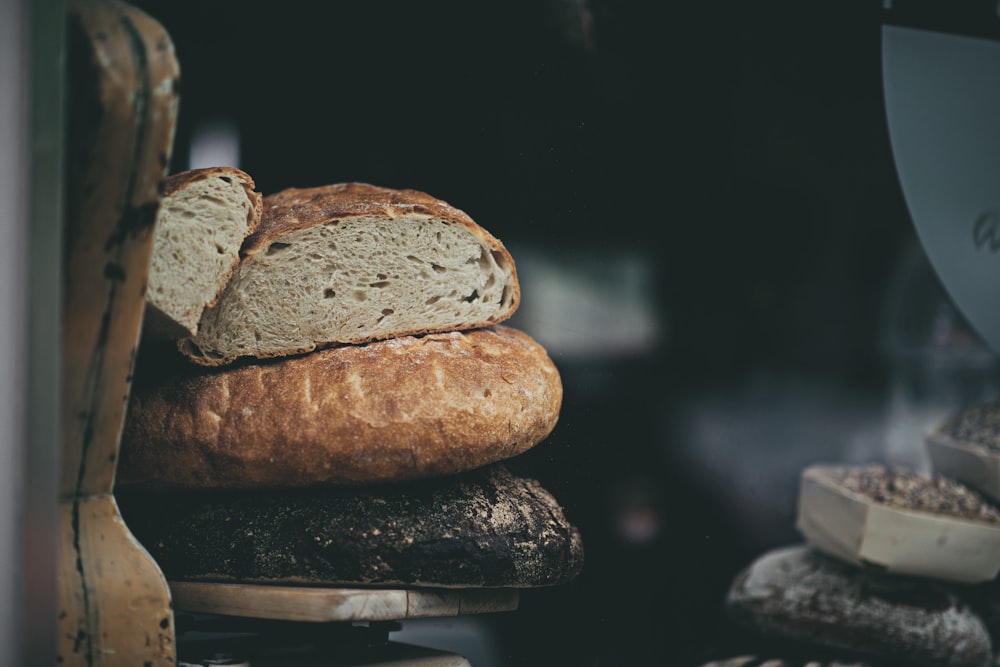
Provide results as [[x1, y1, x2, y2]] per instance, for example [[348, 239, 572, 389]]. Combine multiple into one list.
[[126, 1, 983, 664], [132, 0, 911, 380]]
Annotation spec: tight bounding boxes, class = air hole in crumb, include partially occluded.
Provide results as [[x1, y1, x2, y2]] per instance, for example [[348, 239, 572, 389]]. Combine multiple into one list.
[[431, 263, 446, 273], [369, 281, 390, 288], [463, 289, 479, 303], [267, 242, 292, 255], [406, 255, 422, 263], [381, 308, 394, 316], [500, 285, 512, 306], [254, 331, 262, 342], [324, 289, 336, 299], [483, 388, 492, 398], [376, 273, 387, 280], [215, 244, 225, 254], [425, 295, 442, 305], [490, 249, 509, 270], [219, 176, 232, 184], [353, 290, 367, 301], [485, 275, 495, 289]]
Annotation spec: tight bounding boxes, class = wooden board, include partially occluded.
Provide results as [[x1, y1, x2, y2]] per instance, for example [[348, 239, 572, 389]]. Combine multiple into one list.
[[181, 639, 474, 667], [169, 581, 520, 623]]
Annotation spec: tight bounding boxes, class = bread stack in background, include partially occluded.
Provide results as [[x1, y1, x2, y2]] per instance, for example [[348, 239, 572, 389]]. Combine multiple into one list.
[[115, 171, 583, 591], [698, 413, 1000, 667]]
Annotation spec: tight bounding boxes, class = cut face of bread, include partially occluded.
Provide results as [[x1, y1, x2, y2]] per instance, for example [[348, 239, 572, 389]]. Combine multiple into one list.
[[177, 182, 520, 366], [145, 167, 263, 339]]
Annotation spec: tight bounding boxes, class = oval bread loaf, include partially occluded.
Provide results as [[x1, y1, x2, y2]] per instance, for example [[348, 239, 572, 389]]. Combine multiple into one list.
[[726, 545, 993, 667], [178, 182, 520, 366], [118, 325, 561, 489], [117, 463, 585, 589], [145, 166, 263, 339]]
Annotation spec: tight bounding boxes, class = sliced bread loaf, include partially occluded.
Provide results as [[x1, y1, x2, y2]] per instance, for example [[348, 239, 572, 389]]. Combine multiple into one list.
[[177, 182, 520, 366], [145, 166, 263, 339]]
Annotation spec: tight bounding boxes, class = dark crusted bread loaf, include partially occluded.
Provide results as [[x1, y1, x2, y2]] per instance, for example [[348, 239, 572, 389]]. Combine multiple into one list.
[[145, 166, 263, 339], [117, 464, 584, 589], [725, 545, 992, 667], [117, 325, 561, 489], [177, 182, 520, 366]]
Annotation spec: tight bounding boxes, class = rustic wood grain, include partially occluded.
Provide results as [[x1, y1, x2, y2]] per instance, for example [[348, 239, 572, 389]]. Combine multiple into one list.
[[168, 581, 520, 623], [57, 1, 180, 665]]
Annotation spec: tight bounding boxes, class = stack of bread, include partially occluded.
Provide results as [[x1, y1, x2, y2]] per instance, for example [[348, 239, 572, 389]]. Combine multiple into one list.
[[115, 167, 584, 593], [698, 404, 1000, 667]]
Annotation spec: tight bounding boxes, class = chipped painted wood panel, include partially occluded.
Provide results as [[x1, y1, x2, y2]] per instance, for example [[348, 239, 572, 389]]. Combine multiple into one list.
[[58, 1, 179, 665]]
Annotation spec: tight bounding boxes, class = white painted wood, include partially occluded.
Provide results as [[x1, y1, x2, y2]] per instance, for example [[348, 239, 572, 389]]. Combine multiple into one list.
[[796, 463, 1000, 583], [926, 428, 1000, 502]]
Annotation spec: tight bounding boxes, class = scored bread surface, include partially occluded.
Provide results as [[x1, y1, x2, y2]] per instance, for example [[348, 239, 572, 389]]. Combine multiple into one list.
[[118, 325, 561, 489], [178, 182, 520, 366], [145, 166, 263, 339]]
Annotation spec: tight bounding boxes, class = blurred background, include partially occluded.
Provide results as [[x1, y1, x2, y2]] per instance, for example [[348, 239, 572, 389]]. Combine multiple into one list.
[[121, 0, 1000, 664], [11, 0, 1000, 665]]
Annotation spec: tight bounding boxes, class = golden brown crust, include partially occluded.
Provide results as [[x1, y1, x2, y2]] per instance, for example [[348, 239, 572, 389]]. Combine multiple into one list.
[[118, 325, 562, 489], [246, 182, 511, 268]]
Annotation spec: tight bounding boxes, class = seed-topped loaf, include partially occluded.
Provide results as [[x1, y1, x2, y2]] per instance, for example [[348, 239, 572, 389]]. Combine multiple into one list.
[[145, 166, 263, 339], [118, 325, 561, 489], [177, 182, 520, 366], [827, 464, 1000, 524]]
